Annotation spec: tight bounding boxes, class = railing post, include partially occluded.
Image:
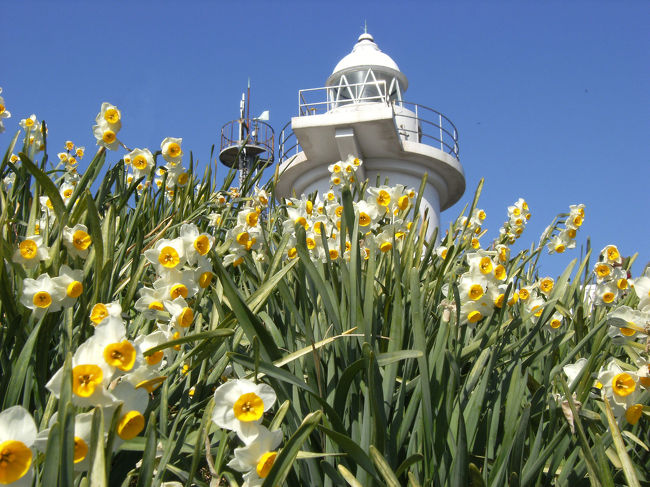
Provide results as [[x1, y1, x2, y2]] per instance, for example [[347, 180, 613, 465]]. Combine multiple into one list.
[[439, 113, 443, 151]]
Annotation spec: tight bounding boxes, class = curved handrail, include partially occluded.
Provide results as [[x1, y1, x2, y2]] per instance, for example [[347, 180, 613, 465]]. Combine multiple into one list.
[[220, 119, 274, 157], [395, 101, 460, 159], [278, 120, 301, 162]]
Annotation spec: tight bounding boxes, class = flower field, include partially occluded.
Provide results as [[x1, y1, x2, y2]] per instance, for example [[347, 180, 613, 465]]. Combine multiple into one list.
[[0, 100, 648, 486]]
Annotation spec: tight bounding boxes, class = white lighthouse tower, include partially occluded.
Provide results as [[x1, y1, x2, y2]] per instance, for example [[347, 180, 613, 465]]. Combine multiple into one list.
[[276, 32, 465, 236]]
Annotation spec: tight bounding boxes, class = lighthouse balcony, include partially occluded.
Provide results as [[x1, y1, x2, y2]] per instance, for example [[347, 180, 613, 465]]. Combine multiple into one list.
[[279, 81, 459, 161]]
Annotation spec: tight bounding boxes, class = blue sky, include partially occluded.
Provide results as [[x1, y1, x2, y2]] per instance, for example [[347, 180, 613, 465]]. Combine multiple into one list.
[[1, 1, 648, 278]]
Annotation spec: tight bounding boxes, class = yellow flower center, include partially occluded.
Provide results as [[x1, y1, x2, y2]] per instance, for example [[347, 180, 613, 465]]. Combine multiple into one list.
[[170, 284, 188, 299], [158, 246, 180, 268], [146, 350, 164, 365], [479, 257, 493, 274], [246, 212, 259, 227], [233, 392, 264, 422], [73, 437, 88, 463], [306, 238, 316, 250], [102, 130, 116, 144], [567, 228, 577, 239], [335, 206, 344, 218], [179, 307, 193, 327], [90, 303, 108, 324], [540, 278, 553, 293], [620, 327, 636, 337], [256, 451, 278, 478], [148, 301, 164, 311], [494, 265, 506, 281], [612, 373, 635, 397], [117, 411, 145, 440], [359, 212, 371, 226], [596, 264, 610, 278], [555, 244, 566, 253], [194, 235, 210, 255], [329, 248, 339, 260], [0, 440, 32, 484], [294, 217, 308, 230], [167, 142, 181, 158], [617, 278, 628, 290], [33, 291, 52, 308], [25, 118, 34, 127], [287, 248, 297, 259], [471, 238, 480, 249], [625, 404, 643, 425], [136, 376, 166, 393], [177, 173, 189, 185], [199, 271, 213, 288], [468, 284, 484, 300], [132, 155, 148, 170], [63, 188, 73, 198], [467, 310, 482, 323], [313, 221, 324, 235], [606, 246, 619, 261], [72, 364, 103, 397], [236, 232, 250, 246], [66, 281, 83, 298], [518, 289, 530, 301], [19, 240, 38, 259], [332, 164, 341, 173], [494, 294, 505, 308], [550, 318, 562, 329], [380, 241, 392, 253], [306, 201, 313, 215], [73, 230, 92, 251], [104, 341, 136, 371], [602, 292, 615, 304], [377, 190, 390, 206], [103, 107, 120, 124], [233, 257, 244, 267], [397, 195, 409, 210]]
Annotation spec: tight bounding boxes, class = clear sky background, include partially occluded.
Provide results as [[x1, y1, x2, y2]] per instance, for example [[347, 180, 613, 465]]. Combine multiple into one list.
[[1, 1, 648, 278]]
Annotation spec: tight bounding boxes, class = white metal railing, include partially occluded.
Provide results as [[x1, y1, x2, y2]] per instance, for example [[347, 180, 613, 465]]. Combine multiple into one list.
[[394, 101, 459, 158], [299, 80, 389, 116]]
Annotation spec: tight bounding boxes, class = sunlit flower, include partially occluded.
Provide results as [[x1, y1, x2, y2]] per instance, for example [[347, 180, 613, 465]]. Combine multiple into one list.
[[154, 269, 199, 301], [161, 137, 183, 165], [163, 297, 194, 329], [96, 102, 122, 132], [107, 382, 149, 441], [93, 121, 120, 151], [180, 223, 214, 265], [212, 379, 277, 443], [53, 265, 84, 307], [0, 406, 37, 486], [227, 425, 283, 486], [35, 412, 94, 472], [134, 287, 168, 319], [0, 88, 11, 133], [128, 148, 155, 179], [20, 274, 65, 316], [63, 224, 93, 259], [144, 238, 186, 272], [12, 235, 49, 268], [89, 301, 122, 326]]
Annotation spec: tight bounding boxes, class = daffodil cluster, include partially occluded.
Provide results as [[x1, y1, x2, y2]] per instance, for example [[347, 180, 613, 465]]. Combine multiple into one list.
[[498, 198, 530, 244], [19, 114, 46, 158], [328, 155, 362, 187], [592, 245, 628, 306], [93, 102, 122, 151], [155, 137, 190, 199], [212, 379, 281, 486], [546, 204, 585, 254], [0, 87, 11, 134]]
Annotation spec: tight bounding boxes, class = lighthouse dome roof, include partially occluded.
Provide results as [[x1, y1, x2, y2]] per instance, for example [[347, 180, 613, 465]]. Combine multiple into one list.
[[327, 33, 408, 91]]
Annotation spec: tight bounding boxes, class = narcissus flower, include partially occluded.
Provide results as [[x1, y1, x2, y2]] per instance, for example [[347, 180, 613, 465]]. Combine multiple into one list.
[[12, 235, 49, 268], [107, 382, 149, 441], [0, 406, 37, 486], [35, 412, 95, 472], [53, 265, 84, 307], [161, 137, 183, 165], [128, 148, 155, 179], [20, 274, 65, 316], [63, 224, 93, 259], [227, 425, 283, 486], [212, 379, 276, 443], [93, 121, 120, 151], [180, 223, 214, 265], [144, 238, 186, 272]]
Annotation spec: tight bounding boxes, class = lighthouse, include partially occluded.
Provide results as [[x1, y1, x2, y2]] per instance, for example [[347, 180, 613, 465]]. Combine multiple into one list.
[[276, 32, 466, 236]]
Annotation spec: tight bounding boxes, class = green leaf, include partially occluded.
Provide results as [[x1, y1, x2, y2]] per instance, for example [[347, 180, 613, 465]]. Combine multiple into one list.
[[262, 410, 323, 486], [369, 445, 400, 487]]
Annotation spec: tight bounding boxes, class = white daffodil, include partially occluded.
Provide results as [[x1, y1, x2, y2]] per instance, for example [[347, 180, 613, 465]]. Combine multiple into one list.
[[93, 120, 120, 151], [161, 137, 183, 165], [35, 412, 94, 472], [154, 269, 199, 301], [46, 338, 117, 408], [606, 306, 648, 341], [134, 286, 168, 320], [133, 331, 169, 370], [0, 406, 37, 486], [53, 265, 84, 307], [63, 224, 92, 259], [0, 88, 10, 134], [547, 312, 564, 331], [19, 114, 37, 132], [563, 358, 588, 390], [227, 425, 283, 486], [123, 364, 167, 394], [355, 200, 379, 230], [596, 280, 620, 306], [59, 182, 75, 205], [94, 318, 140, 375], [106, 381, 149, 441], [163, 297, 194, 329], [212, 379, 277, 443], [180, 223, 214, 265], [598, 360, 640, 408], [466, 251, 497, 276], [89, 301, 122, 326], [20, 274, 65, 317], [144, 238, 186, 273], [128, 148, 154, 179], [547, 234, 574, 254], [195, 263, 214, 290], [12, 235, 49, 268], [96, 102, 122, 132], [600, 245, 622, 265]]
